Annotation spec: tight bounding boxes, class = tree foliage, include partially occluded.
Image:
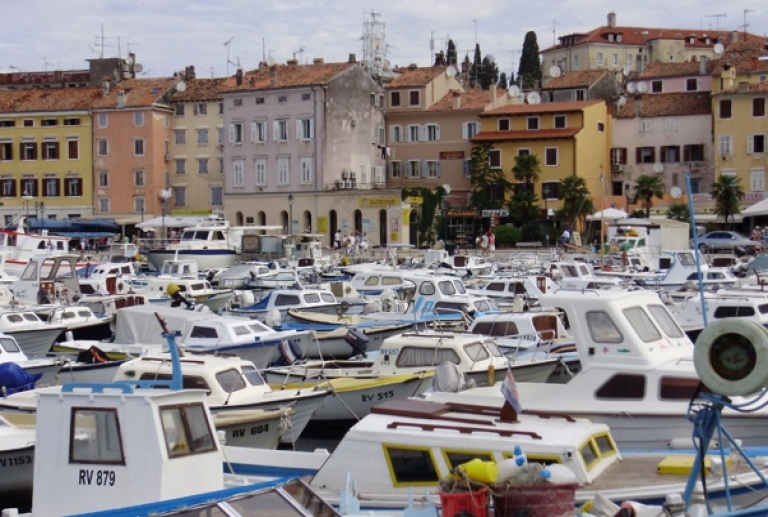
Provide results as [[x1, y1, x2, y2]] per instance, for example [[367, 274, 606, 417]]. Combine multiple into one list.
[[402, 187, 440, 242], [471, 44, 483, 88], [446, 39, 457, 65], [469, 143, 513, 209], [507, 154, 542, 224], [518, 31, 542, 89], [479, 55, 499, 90], [511, 153, 541, 184], [632, 174, 665, 218], [498, 72, 508, 90], [555, 176, 594, 229], [665, 202, 690, 222], [711, 174, 745, 230]]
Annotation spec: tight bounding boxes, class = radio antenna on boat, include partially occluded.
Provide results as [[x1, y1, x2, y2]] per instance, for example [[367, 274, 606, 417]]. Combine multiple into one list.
[[154, 312, 184, 390]]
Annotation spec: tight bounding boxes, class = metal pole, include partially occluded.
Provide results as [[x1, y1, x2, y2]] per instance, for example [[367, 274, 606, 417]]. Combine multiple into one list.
[[686, 172, 708, 327]]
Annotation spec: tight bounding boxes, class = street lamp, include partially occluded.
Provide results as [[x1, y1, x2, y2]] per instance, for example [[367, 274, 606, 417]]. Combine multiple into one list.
[[542, 184, 551, 246], [35, 202, 45, 221], [287, 193, 294, 235], [160, 189, 172, 242]]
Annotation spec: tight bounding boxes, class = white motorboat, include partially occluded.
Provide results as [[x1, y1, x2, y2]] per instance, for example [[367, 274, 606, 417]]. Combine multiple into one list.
[[135, 258, 233, 313], [0, 332, 66, 387], [0, 414, 34, 504], [550, 261, 625, 290], [465, 275, 556, 306], [0, 310, 65, 358], [423, 288, 768, 450], [0, 216, 76, 276], [77, 260, 139, 296]]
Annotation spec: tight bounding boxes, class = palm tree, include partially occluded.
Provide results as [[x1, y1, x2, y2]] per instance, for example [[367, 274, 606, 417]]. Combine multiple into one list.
[[508, 153, 542, 225], [555, 176, 594, 230], [632, 174, 665, 218], [511, 154, 541, 185], [469, 143, 513, 209], [711, 174, 745, 230], [665, 202, 690, 222]]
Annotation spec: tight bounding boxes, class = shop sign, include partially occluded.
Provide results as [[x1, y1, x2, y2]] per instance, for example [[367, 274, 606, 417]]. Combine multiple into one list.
[[439, 151, 465, 160], [359, 196, 400, 207]]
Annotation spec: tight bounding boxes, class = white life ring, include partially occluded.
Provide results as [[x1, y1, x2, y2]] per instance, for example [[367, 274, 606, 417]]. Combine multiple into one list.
[[693, 319, 768, 397]]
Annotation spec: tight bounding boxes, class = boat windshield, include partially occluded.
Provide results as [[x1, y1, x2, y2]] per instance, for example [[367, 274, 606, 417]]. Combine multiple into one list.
[[0, 335, 21, 353], [241, 365, 266, 386], [452, 280, 466, 294]]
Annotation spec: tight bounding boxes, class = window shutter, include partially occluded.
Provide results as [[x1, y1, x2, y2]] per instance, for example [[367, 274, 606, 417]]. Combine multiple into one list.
[[390, 126, 397, 142], [273, 121, 280, 141], [405, 161, 412, 177], [436, 162, 442, 178], [435, 125, 441, 141], [229, 124, 235, 144], [748, 135, 754, 154], [405, 127, 411, 143], [420, 125, 428, 141], [683, 146, 689, 162], [421, 161, 428, 178], [251, 122, 257, 143], [635, 147, 641, 164], [297, 119, 304, 139], [309, 118, 314, 139], [463, 160, 470, 178], [462, 122, 469, 139], [650, 148, 656, 162]]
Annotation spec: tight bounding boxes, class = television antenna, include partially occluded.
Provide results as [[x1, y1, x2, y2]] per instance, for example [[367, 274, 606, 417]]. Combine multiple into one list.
[[292, 45, 305, 63], [92, 23, 112, 59], [42, 57, 52, 72], [741, 9, 754, 35], [705, 13, 727, 32], [223, 37, 235, 76]]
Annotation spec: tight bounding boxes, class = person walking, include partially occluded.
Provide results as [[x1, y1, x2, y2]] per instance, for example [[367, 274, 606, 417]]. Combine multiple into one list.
[[558, 228, 571, 249], [488, 230, 496, 253], [334, 230, 341, 250], [479, 231, 489, 256]]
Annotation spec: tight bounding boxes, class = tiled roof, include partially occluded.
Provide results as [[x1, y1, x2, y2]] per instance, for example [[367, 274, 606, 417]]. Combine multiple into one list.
[[636, 61, 711, 79], [222, 62, 356, 92], [0, 87, 101, 112], [427, 88, 492, 112], [708, 41, 768, 75], [173, 77, 228, 102], [543, 25, 763, 52], [91, 78, 178, 109], [387, 66, 447, 88], [471, 128, 580, 142], [481, 100, 603, 116], [715, 80, 768, 96], [615, 92, 711, 118], [543, 70, 611, 90]]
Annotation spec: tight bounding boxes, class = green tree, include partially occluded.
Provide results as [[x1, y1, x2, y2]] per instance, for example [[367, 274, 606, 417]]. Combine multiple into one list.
[[471, 44, 483, 88], [498, 72, 508, 90], [712, 174, 745, 230], [665, 202, 690, 222], [469, 143, 513, 209], [446, 39, 457, 65], [555, 176, 594, 229], [479, 55, 499, 90], [512, 153, 541, 185], [632, 174, 665, 218], [402, 187, 440, 243], [518, 31, 542, 89], [507, 154, 542, 223]]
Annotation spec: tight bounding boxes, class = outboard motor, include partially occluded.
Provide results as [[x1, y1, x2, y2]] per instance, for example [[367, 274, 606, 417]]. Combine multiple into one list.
[[344, 328, 369, 357], [269, 339, 304, 367]]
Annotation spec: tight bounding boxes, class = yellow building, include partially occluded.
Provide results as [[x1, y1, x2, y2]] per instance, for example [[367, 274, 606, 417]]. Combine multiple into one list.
[[0, 88, 96, 224], [471, 100, 611, 216]]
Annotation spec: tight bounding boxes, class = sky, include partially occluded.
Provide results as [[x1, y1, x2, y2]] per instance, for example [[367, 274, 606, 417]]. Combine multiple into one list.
[[1, 1, 766, 80]]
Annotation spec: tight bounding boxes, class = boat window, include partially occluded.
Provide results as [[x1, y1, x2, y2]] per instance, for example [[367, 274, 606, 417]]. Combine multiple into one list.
[[189, 326, 219, 339], [434, 301, 467, 316], [438, 281, 456, 295], [532, 315, 559, 338], [233, 325, 251, 336], [454, 256, 467, 267], [364, 276, 380, 286], [713, 306, 755, 318], [452, 280, 467, 294], [248, 322, 271, 332], [188, 283, 204, 290], [485, 341, 504, 357], [216, 368, 247, 393], [585, 311, 622, 343], [0, 336, 20, 353], [759, 304, 768, 314], [384, 446, 440, 485], [6, 314, 23, 323], [595, 373, 645, 399], [24, 313, 41, 322], [472, 321, 519, 337], [21, 260, 38, 280], [241, 364, 266, 386], [678, 253, 695, 266], [76, 310, 91, 318], [511, 283, 526, 295], [579, 440, 599, 470], [474, 300, 492, 313], [659, 377, 702, 400], [62, 310, 75, 319], [212, 231, 225, 241], [419, 282, 436, 296], [303, 293, 321, 304], [160, 403, 216, 457], [486, 283, 505, 292], [578, 432, 617, 472], [486, 299, 499, 311], [70, 407, 125, 464], [274, 294, 301, 306], [647, 305, 684, 338], [593, 433, 618, 457], [382, 276, 402, 286], [396, 347, 460, 367], [139, 373, 211, 393], [464, 342, 490, 361], [578, 265, 591, 276], [561, 265, 577, 277], [623, 307, 661, 342], [320, 293, 335, 303], [443, 450, 494, 470]]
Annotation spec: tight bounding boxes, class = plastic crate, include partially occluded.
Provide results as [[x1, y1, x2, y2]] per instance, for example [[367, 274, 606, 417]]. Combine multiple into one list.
[[492, 483, 578, 517], [439, 487, 487, 517]]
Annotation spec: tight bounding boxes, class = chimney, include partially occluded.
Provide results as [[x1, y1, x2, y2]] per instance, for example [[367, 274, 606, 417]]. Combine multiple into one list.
[[102, 78, 110, 97], [313, 57, 324, 65], [259, 61, 268, 71], [270, 65, 278, 86], [235, 68, 243, 86], [287, 59, 298, 66], [116, 90, 126, 108], [187, 65, 196, 80], [408, 63, 418, 71], [730, 31, 739, 44], [699, 56, 708, 75], [490, 83, 497, 108], [348, 53, 357, 63], [607, 12, 617, 28], [721, 64, 736, 90], [452, 90, 461, 110]]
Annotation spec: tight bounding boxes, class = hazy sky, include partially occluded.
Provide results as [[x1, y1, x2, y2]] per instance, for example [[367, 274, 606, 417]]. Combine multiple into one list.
[[1, 1, 765, 79]]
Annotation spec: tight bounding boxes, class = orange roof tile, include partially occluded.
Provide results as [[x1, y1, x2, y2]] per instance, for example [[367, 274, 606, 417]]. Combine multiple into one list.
[[222, 62, 356, 92], [708, 41, 768, 75], [387, 66, 447, 88], [471, 128, 580, 142], [91, 78, 178, 109], [636, 61, 711, 79], [543, 70, 611, 90], [481, 100, 603, 116], [173, 77, 229, 101], [0, 87, 102, 112], [715, 80, 768, 96], [427, 88, 492, 112], [615, 92, 711, 118]]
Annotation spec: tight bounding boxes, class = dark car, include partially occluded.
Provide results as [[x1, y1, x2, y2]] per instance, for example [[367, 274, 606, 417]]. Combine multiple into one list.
[[693, 231, 762, 255]]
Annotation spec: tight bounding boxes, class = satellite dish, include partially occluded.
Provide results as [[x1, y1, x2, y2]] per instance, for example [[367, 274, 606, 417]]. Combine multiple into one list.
[[442, 183, 452, 195], [549, 65, 561, 78], [124, 55, 134, 66], [653, 162, 664, 173], [670, 186, 682, 199], [636, 81, 648, 93], [372, 39, 382, 50], [446, 65, 457, 78], [176, 81, 187, 92], [618, 95, 627, 106], [714, 43, 725, 55], [134, 63, 144, 74], [508, 85, 521, 97], [626, 82, 636, 93], [526, 91, 541, 104], [623, 64, 631, 76], [266, 56, 275, 66]]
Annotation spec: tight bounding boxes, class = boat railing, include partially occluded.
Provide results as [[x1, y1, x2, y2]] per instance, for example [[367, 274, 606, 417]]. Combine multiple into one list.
[[386, 420, 542, 439]]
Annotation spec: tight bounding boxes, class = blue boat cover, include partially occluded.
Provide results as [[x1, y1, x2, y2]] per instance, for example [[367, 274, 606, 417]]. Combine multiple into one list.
[[0, 362, 43, 396]]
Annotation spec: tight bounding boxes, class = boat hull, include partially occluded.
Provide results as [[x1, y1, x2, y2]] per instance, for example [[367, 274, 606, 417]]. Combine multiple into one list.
[[145, 249, 239, 271], [213, 410, 283, 450], [0, 443, 34, 501], [6, 327, 64, 358]]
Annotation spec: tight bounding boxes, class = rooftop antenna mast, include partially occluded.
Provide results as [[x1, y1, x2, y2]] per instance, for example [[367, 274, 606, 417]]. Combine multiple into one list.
[[552, 19, 559, 47], [473, 19, 478, 45], [705, 13, 727, 32], [292, 45, 305, 64], [741, 9, 754, 38], [362, 10, 388, 76], [92, 23, 112, 59], [42, 57, 52, 72], [223, 37, 234, 76]]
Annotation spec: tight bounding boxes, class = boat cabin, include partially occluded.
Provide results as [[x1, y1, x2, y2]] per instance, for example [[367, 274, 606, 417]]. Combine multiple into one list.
[[12, 254, 81, 305]]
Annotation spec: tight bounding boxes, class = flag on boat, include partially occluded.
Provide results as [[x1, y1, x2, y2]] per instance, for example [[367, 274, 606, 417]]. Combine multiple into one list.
[[501, 369, 522, 413]]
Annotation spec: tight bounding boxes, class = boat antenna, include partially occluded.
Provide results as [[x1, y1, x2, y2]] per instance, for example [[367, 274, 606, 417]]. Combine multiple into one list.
[[685, 171, 708, 326], [155, 312, 184, 390]]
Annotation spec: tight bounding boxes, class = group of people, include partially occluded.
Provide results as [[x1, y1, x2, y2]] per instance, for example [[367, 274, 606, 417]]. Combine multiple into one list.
[[475, 230, 496, 256], [333, 230, 369, 256], [751, 226, 766, 242]]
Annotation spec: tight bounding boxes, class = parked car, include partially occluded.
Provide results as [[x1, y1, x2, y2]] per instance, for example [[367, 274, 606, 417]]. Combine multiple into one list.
[[692, 231, 762, 255]]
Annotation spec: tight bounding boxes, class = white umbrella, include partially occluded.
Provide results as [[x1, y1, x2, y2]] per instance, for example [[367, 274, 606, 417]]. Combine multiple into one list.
[[586, 208, 628, 221]]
